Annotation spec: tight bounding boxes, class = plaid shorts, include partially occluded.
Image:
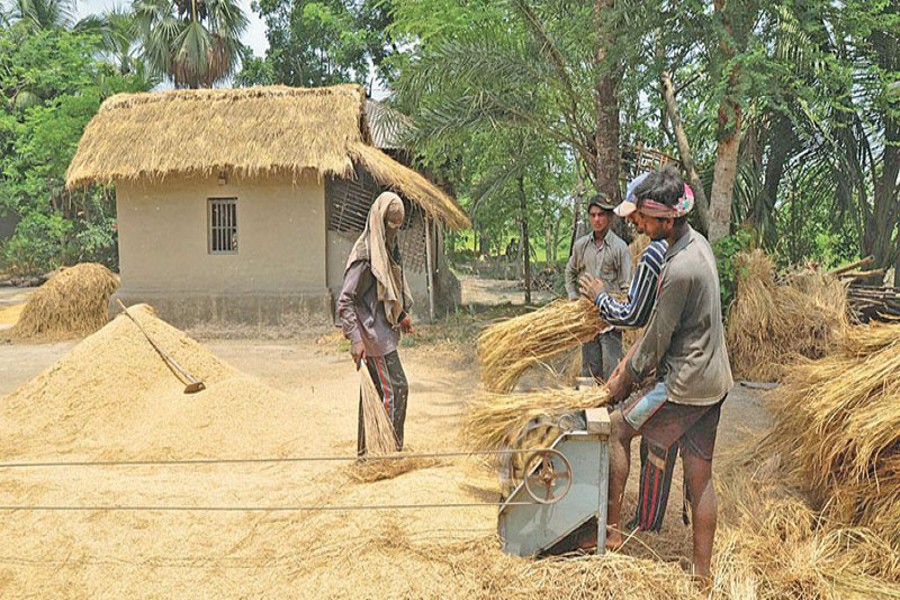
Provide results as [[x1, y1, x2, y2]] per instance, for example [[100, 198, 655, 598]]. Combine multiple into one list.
[[619, 382, 725, 460]]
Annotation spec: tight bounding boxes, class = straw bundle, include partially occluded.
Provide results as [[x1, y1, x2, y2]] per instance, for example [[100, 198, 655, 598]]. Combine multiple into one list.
[[725, 250, 848, 381], [765, 321, 900, 549], [463, 386, 610, 452], [629, 234, 651, 267], [9, 263, 118, 341], [477, 299, 608, 392], [360, 366, 399, 455]]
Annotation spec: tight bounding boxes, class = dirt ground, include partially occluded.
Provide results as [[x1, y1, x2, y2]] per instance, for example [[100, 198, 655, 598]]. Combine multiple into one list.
[[0, 313, 771, 598], [0, 268, 771, 597]]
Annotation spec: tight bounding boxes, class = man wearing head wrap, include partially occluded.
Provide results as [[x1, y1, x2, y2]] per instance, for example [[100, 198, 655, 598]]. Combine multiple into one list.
[[602, 165, 733, 585], [578, 172, 669, 329], [337, 192, 414, 455], [564, 193, 632, 382]]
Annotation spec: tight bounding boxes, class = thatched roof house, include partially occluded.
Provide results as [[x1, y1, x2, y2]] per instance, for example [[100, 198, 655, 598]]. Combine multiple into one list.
[[66, 84, 468, 325]]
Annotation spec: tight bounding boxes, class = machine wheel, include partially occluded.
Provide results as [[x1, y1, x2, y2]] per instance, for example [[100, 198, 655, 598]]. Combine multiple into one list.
[[523, 448, 573, 505]]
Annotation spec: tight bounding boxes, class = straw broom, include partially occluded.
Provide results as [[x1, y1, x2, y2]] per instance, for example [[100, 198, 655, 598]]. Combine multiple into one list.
[[477, 299, 609, 393], [359, 365, 398, 455]]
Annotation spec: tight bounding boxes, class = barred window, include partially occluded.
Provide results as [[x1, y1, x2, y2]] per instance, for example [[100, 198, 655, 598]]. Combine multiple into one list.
[[208, 198, 238, 254]]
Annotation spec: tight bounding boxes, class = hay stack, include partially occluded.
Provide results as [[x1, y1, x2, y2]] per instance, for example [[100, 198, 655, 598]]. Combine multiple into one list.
[[9, 263, 118, 341], [725, 250, 848, 381], [711, 456, 900, 598], [463, 386, 610, 452], [477, 299, 608, 392], [765, 322, 900, 549]]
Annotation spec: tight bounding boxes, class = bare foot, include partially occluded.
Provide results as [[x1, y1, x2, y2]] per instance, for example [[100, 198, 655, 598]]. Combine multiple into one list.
[[691, 573, 713, 596], [605, 529, 623, 551]]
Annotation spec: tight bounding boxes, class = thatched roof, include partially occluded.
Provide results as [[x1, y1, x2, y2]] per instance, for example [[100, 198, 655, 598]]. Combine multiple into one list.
[[66, 85, 469, 229]]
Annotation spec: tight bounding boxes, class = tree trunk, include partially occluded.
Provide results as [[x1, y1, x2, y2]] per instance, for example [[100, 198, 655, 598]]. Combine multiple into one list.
[[660, 70, 710, 235], [593, 0, 620, 201], [519, 175, 532, 305], [708, 0, 743, 243], [552, 214, 561, 263], [867, 115, 900, 274], [709, 119, 741, 242]]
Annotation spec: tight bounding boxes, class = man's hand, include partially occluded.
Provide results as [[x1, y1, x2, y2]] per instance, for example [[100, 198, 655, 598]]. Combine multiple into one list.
[[399, 315, 414, 334], [350, 340, 366, 368], [579, 273, 605, 302], [606, 364, 634, 404]]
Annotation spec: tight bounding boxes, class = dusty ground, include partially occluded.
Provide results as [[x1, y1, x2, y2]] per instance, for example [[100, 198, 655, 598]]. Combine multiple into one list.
[[0, 277, 771, 597], [458, 274, 556, 306]]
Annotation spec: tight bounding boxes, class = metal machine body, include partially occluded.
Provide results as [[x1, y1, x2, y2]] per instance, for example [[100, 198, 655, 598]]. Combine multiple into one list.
[[498, 407, 610, 557]]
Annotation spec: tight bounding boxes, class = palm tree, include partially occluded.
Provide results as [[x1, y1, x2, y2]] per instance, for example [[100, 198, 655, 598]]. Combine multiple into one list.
[[133, 0, 247, 88], [93, 7, 143, 75], [11, 0, 75, 30]]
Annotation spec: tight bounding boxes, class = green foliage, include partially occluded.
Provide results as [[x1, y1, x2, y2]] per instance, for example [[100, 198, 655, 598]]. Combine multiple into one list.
[[1, 211, 71, 275], [133, 0, 248, 88], [0, 23, 151, 276], [712, 228, 753, 312], [239, 0, 391, 87]]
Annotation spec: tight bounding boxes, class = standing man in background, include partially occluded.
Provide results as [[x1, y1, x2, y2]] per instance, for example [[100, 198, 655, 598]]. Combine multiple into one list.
[[337, 192, 414, 455], [565, 194, 632, 381]]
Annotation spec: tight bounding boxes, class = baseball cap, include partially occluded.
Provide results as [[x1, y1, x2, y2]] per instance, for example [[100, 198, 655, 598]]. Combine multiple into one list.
[[614, 172, 650, 217]]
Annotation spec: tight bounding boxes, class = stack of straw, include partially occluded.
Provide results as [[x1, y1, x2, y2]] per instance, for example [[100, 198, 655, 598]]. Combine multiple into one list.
[[463, 386, 610, 452], [477, 299, 608, 392], [359, 366, 399, 455], [765, 321, 900, 550], [9, 263, 119, 341], [725, 250, 848, 381]]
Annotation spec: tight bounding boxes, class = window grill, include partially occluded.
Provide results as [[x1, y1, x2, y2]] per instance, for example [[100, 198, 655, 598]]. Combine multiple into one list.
[[209, 198, 238, 254]]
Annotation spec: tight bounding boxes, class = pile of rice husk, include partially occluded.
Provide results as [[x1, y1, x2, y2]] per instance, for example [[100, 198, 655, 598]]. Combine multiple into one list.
[[7, 263, 118, 342], [725, 250, 848, 381], [764, 321, 900, 550], [477, 299, 608, 392], [0, 303, 306, 461]]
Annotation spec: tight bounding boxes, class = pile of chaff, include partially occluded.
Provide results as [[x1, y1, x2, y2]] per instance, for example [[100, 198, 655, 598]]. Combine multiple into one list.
[[477, 299, 608, 392], [9, 263, 119, 341], [725, 250, 848, 381]]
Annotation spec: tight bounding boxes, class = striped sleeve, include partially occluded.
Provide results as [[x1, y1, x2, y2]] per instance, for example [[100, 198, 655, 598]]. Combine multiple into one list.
[[594, 240, 667, 328]]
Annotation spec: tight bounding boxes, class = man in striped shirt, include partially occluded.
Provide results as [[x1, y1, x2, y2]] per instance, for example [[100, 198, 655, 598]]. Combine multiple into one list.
[[579, 173, 669, 328]]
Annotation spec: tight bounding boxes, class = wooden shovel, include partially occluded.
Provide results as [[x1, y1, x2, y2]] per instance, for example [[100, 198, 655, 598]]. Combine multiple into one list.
[[116, 299, 206, 394]]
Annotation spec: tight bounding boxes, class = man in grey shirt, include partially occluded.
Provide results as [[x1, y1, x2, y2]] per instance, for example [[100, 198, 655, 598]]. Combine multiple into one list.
[[565, 194, 632, 381], [605, 166, 733, 586]]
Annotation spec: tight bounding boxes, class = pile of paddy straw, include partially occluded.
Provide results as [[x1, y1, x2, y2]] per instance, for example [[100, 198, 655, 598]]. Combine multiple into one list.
[[725, 250, 848, 381], [8, 263, 119, 341], [764, 321, 900, 550], [477, 299, 608, 392], [463, 386, 610, 452], [709, 454, 900, 599]]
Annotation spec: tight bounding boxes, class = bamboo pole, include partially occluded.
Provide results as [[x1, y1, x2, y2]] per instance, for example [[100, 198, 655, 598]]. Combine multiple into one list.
[[425, 216, 435, 323]]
